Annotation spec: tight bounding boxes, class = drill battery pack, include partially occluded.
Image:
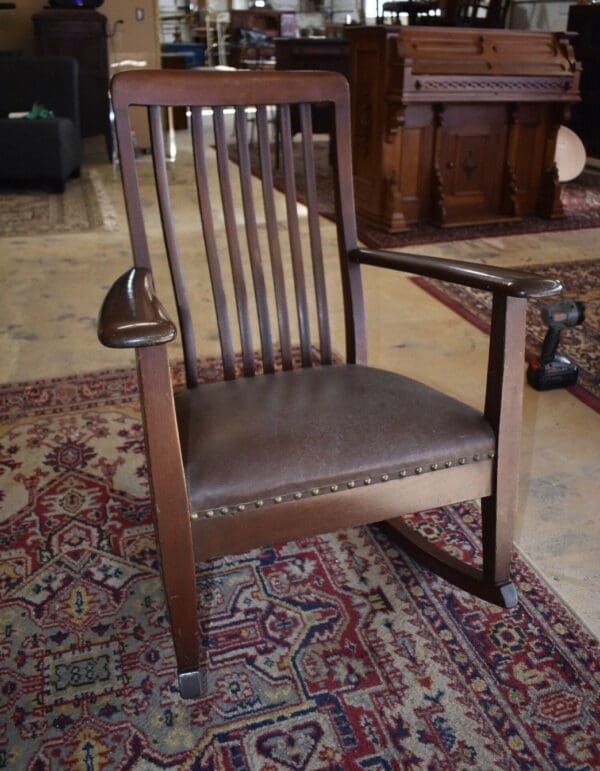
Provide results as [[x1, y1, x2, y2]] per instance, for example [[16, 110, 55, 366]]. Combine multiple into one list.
[[527, 355, 579, 391]]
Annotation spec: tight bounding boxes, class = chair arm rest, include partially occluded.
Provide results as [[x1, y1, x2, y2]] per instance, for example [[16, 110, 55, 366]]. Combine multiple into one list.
[[98, 268, 177, 348], [352, 247, 562, 298]]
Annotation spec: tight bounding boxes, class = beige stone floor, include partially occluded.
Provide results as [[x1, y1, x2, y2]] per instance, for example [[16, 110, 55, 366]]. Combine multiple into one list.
[[1, 134, 598, 639]]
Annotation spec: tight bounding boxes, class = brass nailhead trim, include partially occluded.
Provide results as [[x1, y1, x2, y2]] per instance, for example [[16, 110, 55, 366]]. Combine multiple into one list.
[[199, 449, 496, 518]]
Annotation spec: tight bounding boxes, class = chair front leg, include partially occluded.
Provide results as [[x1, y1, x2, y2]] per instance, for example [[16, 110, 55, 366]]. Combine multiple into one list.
[[137, 345, 202, 698], [481, 293, 528, 608]]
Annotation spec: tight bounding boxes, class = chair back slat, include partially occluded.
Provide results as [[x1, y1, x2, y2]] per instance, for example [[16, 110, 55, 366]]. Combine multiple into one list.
[[213, 105, 255, 377], [299, 103, 332, 366], [190, 107, 236, 380], [113, 106, 151, 270], [110, 69, 367, 378], [234, 106, 275, 374], [279, 103, 313, 369], [256, 104, 294, 371], [149, 105, 198, 387]]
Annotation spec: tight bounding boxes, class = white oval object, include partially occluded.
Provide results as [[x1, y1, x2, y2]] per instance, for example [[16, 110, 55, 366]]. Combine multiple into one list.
[[554, 125, 587, 182]]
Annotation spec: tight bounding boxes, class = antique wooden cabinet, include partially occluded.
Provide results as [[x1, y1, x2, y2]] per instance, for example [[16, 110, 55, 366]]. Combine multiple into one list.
[[33, 10, 111, 158], [345, 26, 580, 231]]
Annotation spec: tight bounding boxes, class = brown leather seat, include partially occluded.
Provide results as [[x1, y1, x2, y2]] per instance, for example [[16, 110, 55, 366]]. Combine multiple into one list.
[[176, 364, 495, 514], [99, 68, 562, 698]]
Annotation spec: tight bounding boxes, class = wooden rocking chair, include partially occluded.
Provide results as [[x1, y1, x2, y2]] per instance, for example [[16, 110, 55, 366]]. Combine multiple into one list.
[[98, 69, 561, 698]]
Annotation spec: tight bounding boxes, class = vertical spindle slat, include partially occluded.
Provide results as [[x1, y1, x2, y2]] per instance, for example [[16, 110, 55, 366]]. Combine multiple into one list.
[[256, 106, 293, 371], [280, 104, 312, 368], [190, 107, 236, 380], [299, 104, 332, 365], [148, 105, 198, 387], [213, 106, 255, 377], [114, 106, 151, 270], [235, 107, 275, 374]]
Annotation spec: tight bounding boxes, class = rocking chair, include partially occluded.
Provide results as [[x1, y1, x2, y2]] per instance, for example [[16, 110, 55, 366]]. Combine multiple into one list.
[[98, 69, 561, 698]]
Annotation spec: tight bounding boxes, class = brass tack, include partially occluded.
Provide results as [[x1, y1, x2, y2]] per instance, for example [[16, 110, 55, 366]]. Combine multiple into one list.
[[399, 470, 407, 478], [191, 511, 199, 521], [330, 484, 339, 492], [459, 457, 467, 465], [294, 492, 302, 500], [415, 467, 423, 474], [473, 453, 480, 462], [311, 488, 320, 496], [205, 510, 214, 518], [347, 481, 356, 489], [220, 506, 228, 515], [364, 477, 372, 485], [274, 496, 283, 504], [381, 474, 389, 482], [237, 504, 246, 512], [255, 500, 264, 508], [431, 463, 439, 471], [445, 460, 453, 468]]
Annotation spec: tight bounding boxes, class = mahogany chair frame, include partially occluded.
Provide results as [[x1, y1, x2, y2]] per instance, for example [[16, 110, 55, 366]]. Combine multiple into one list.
[[99, 69, 561, 698]]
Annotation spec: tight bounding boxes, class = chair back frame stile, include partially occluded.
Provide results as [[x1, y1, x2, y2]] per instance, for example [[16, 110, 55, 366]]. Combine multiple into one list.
[[101, 68, 563, 699]]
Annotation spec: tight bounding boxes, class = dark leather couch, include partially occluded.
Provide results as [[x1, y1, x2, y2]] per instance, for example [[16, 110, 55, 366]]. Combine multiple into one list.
[[0, 56, 81, 192]]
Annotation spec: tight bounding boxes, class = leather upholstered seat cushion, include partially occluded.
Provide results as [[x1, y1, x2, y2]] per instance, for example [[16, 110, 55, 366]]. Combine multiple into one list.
[[174, 364, 496, 513]]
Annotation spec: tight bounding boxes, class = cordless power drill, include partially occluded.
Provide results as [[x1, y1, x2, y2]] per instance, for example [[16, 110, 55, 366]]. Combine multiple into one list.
[[527, 299, 585, 391]]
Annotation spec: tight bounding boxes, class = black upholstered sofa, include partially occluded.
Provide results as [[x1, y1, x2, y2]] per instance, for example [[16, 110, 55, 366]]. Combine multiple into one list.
[[0, 56, 81, 192]]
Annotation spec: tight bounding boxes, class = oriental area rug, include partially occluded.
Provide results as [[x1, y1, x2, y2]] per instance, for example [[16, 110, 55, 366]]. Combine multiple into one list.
[[0, 170, 117, 238], [1, 364, 599, 769], [413, 258, 600, 413]]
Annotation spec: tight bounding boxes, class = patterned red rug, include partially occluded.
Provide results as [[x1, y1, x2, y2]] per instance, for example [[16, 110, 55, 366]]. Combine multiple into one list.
[[231, 142, 600, 248], [413, 259, 600, 413], [1, 365, 599, 769]]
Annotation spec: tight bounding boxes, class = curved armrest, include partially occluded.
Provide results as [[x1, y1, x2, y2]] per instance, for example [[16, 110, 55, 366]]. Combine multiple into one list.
[[98, 268, 177, 348], [352, 247, 562, 298]]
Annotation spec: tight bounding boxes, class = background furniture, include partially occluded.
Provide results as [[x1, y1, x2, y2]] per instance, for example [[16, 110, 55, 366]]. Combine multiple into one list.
[[0, 55, 81, 191], [100, 68, 561, 698], [346, 25, 580, 232], [229, 8, 297, 67], [33, 9, 111, 159], [567, 4, 600, 159]]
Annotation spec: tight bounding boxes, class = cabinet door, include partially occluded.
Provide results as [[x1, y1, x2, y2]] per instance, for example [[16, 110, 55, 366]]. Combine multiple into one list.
[[435, 104, 508, 226]]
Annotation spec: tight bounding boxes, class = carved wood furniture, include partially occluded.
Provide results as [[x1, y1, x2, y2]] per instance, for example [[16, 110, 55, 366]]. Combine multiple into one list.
[[99, 69, 561, 698], [33, 9, 111, 159], [567, 4, 600, 159], [346, 26, 580, 232]]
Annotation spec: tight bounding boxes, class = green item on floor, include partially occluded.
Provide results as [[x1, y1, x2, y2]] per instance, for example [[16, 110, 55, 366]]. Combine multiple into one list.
[[23, 102, 54, 120]]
